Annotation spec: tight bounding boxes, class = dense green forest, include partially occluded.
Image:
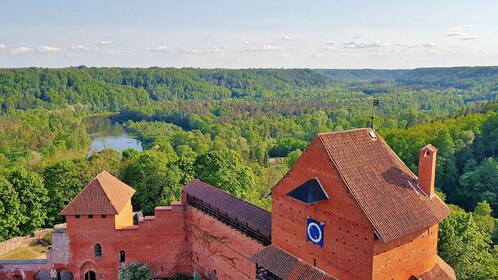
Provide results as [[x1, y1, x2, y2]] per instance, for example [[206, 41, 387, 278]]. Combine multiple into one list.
[[0, 67, 498, 278]]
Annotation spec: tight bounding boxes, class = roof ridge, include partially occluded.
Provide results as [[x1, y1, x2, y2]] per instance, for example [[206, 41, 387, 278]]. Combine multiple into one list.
[[317, 127, 371, 137], [96, 172, 120, 213], [318, 131, 380, 236]]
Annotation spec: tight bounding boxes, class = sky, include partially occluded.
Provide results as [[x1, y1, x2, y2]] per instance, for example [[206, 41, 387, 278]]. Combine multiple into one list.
[[1, 0, 498, 69]]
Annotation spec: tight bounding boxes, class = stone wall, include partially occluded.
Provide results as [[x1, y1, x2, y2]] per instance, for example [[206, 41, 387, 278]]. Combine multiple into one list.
[[0, 228, 52, 258]]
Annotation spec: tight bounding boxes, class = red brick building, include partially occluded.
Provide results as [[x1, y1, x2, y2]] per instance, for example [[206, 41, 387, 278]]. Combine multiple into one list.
[[0, 128, 456, 280]]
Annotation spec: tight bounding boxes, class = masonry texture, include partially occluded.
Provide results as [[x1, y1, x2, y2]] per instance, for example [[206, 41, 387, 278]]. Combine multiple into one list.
[[0, 128, 456, 280]]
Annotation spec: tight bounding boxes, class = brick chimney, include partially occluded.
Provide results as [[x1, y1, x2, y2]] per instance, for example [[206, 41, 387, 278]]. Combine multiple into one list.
[[418, 144, 437, 198]]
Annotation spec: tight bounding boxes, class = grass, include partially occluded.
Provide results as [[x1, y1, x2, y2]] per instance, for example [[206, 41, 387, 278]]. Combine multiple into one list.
[[0, 244, 49, 260]]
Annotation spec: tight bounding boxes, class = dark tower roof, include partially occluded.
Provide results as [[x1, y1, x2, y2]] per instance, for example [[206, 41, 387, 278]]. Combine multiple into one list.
[[287, 178, 329, 205]]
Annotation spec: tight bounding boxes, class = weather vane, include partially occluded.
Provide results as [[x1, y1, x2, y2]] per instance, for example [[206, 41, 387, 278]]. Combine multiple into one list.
[[371, 99, 380, 129]]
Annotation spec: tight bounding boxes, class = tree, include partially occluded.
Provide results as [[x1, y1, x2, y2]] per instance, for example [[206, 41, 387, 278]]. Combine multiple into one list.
[[458, 158, 498, 210], [193, 150, 256, 198], [120, 152, 181, 215], [0, 176, 22, 241], [43, 160, 89, 225], [118, 261, 151, 280], [438, 205, 498, 280], [8, 168, 48, 235], [285, 149, 302, 168]]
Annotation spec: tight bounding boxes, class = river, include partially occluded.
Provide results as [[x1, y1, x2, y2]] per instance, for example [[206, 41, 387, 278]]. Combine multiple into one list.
[[85, 116, 143, 157]]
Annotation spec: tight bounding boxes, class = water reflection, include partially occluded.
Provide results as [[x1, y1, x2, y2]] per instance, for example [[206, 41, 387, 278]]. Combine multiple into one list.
[[86, 116, 143, 157]]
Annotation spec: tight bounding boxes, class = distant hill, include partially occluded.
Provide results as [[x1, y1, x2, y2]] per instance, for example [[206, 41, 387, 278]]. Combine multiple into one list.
[[395, 66, 498, 90], [314, 69, 409, 81]]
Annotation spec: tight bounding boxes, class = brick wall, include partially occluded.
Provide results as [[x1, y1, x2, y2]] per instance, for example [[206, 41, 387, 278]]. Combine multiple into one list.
[[271, 137, 375, 280], [372, 225, 439, 280], [188, 206, 265, 280], [63, 203, 191, 280]]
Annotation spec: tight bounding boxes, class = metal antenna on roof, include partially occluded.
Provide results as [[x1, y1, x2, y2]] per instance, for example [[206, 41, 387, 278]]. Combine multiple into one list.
[[371, 99, 380, 129]]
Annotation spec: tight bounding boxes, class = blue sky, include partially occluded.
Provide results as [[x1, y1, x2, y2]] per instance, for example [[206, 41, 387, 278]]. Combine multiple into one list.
[[1, 0, 498, 68]]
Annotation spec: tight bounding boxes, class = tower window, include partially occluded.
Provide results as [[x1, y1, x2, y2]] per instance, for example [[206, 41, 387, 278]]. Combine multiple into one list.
[[88, 215, 93, 219], [101, 215, 106, 218], [95, 243, 102, 258], [75, 215, 80, 219], [119, 250, 126, 263]]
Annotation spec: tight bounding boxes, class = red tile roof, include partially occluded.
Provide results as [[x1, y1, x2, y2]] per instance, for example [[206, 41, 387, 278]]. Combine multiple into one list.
[[412, 256, 456, 280], [183, 179, 271, 240], [60, 171, 135, 216], [317, 128, 450, 243], [251, 245, 336, 280]]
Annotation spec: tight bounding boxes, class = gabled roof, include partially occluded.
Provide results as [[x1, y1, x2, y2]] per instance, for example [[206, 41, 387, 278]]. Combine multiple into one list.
[[251, 245, 336, 280], [60, 171, 135, 216], [183, 179, 271, 240], [287, 178, 329, 205], [317, 128, 450, 243]]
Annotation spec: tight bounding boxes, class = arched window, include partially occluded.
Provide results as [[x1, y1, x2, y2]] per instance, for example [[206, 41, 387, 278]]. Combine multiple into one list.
[[95, 243, 102, 258]]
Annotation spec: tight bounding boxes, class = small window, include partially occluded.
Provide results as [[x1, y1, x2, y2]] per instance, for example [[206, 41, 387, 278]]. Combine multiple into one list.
[[425, 150, 431, 157], [119, 251, 126, 263], [75, 215, 80, 219], [88, 215, 93, 219], [95, 243, 102, 258], [101, 215, 106, 218]]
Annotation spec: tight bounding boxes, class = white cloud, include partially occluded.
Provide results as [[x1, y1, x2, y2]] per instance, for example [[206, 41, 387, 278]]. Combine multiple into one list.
[[97, 41, 112, 45], [36, 45, 59, 53], [446, 32, 465, 37], [462, 36, 482, 40], [104, 49, 129, 55], [353, 34, 367, 39], [343, 41, 387, 49], [12, 46, 34, 54], [280, 36, 293, 41], [326, 41, 337, 45], [177, 46, 225, 54], [243, 41, 250, 45], [70, 45, 99, 52], [13, 45, 60, 54], [448, 24, 472, 31], [243, 45, 283, 52], [318, 46, 339, 53], [146, 46, 170, 52], [420, 42, 437, 48], [0, 44, 6, 49]]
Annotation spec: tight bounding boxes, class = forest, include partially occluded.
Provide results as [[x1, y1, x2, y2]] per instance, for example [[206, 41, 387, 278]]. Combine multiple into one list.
[[0, 66, 497, 279]]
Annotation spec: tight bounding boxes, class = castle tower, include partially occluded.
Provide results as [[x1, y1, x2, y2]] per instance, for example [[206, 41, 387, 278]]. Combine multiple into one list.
[[59, 171, 136, 280], [253, 128, 455, 280]]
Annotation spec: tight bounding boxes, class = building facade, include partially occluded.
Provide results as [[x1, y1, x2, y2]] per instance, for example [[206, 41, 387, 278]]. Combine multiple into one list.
[[0, 128, 456, 280]]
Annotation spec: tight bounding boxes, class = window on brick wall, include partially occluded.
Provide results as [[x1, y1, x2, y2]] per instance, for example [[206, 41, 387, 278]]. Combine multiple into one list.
[[95, 243, 102, 258], [119, 250, 125, 263]]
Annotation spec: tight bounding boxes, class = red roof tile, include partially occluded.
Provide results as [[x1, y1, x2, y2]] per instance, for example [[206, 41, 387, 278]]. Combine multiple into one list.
[[183, 179, 271, 240], [251, 245, 336, 280], [412, 256, 456, 280], [317, 128, 451, 243], [60, 171, 135, 215]]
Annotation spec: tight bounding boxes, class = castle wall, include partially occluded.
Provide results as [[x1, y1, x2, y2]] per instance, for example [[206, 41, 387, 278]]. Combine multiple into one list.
[[188, 205, 265, 280], [271, 137, 375, 280], [372, 225, 439, 280], [63, 203, 191, 280]]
